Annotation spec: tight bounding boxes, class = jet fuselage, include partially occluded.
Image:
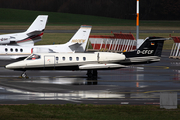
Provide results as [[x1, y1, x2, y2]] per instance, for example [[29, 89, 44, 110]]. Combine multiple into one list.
[[5, 52, 126, 70]]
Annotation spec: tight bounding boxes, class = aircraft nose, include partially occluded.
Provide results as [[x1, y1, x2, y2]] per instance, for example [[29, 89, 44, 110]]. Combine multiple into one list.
[[5, 64, 12, 69], [5, 61, 26, 70], [5, 63, 20, 70]]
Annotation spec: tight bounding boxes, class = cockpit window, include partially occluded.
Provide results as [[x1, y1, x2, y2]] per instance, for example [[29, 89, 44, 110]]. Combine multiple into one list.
[[27, 54, 41, 60]]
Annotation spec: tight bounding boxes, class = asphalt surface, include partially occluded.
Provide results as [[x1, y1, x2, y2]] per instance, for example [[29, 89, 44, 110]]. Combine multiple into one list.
[[0, 50, 180, 105], [0, 30, 179, 33]]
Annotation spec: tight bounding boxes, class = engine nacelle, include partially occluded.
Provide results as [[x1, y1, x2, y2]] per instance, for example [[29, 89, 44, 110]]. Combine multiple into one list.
[[0, 38, 10, 44], [97, 52, 126, 62], [32, 47, 54, 53]]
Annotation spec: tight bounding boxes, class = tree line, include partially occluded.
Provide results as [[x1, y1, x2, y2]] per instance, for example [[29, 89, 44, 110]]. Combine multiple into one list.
[[0, 0, 179, 20]]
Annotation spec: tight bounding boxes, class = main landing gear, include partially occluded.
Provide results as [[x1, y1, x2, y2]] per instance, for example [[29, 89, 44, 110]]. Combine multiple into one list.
[[86, 70, 98, 85]]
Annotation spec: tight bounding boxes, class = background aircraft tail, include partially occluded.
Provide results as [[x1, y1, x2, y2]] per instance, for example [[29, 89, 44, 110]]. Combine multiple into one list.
[[67, 25, 92, 52], [26, 15, 48, 33], [16, 31, 44, 46], [124, 37, 169, 58], [16, 15, 48, 46], [0, 15, 48, 46]]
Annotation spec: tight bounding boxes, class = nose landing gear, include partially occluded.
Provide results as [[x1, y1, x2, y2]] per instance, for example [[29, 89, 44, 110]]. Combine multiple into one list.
[[21, 71, 28, 79]]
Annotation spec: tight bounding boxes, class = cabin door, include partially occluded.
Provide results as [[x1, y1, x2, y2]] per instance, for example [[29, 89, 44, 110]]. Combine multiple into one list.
[[97, 53, 100, 61], [44, 56, 55, 69]]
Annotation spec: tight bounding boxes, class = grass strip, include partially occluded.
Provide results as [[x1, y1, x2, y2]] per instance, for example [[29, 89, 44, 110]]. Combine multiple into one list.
[[0, 104, 180, 120]]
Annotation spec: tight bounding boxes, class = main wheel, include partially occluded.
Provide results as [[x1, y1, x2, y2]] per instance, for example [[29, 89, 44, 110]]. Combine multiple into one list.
[[87, 70, 93, 78]]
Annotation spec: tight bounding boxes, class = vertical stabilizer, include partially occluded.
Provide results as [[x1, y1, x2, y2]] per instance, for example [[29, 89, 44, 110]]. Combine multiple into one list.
[[26, 15, 48, 33], [124, 37, 169, 58], [67, 25, 92, 52], [15, 15, 48, 46]]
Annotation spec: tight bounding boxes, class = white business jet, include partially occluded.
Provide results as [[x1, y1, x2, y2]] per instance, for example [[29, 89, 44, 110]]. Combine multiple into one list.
[[0, 15, 48, 46], [5, 37, 169, 78], [0, 25, 92, 60]]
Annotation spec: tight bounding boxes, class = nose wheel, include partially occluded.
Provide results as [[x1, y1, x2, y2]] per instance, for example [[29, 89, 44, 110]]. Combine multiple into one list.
[[21, 71, 28, 79]]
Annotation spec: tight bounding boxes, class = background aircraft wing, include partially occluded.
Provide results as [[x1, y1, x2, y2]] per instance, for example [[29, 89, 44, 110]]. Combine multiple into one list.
[[10, 55, 29, 60]]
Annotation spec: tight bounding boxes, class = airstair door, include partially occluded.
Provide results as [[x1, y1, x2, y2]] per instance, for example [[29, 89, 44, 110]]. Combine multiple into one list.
[[44, 55, 55, 69]]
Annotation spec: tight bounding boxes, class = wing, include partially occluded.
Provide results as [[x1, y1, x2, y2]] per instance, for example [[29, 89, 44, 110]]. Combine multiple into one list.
[[79, 64, 128, 70]]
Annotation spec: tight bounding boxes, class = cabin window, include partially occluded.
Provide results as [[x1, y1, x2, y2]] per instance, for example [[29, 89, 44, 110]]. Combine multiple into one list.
[[69, 57, 72, 61], [15, 48, 18, 52], [76, 57, 79, 61], [27, 54, 41, 60], [56, 57, 59, 63], [5, 48, 8, 52], [20, 49, 23, 52], [10, 48, 13, 52], [83, 57, 86, 61], [62, 57, 65, 61]]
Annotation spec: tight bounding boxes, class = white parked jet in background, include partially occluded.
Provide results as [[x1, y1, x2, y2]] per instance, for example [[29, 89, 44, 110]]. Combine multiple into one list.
[[0, 15, 48, 46], [0, 25, 92, 60], [5, 37, 169, 78]]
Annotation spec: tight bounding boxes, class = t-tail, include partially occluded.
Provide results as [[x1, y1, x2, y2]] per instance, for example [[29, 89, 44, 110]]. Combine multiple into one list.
[[66, 25, 92, 52], [17, 15, 48, 46], [5, 15, 48, 46], [123, 37, 170, 64], [0, 15, 48, 46]]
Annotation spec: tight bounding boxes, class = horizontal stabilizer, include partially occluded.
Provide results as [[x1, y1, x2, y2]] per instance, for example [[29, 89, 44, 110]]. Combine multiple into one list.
[[69, 42, 82, 51], [79, 64, 127, 70], [26, 31, 43, 36], [148, 37, 170, 41]]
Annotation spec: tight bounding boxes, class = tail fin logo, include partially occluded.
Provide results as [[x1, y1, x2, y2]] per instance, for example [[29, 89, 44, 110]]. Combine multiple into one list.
[[71, 39, 86, 43], [151, 42, 155, 45]]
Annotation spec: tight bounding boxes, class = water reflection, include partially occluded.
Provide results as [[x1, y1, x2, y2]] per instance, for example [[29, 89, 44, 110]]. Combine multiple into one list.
[[136, 67, 145, 88], [0, 86, 160, 101], [24, 76, 99, 85], [171, 61, 180, 81], [25, 77, 86, 85]]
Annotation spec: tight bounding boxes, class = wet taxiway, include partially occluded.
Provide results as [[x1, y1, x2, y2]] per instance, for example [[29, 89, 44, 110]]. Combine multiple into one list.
[[0, 50, 180, 105]]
